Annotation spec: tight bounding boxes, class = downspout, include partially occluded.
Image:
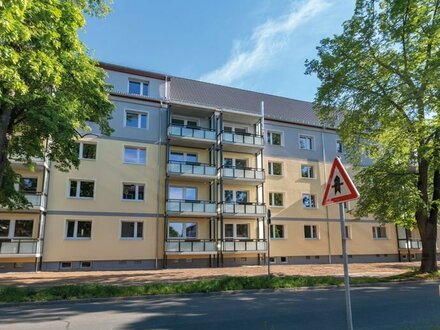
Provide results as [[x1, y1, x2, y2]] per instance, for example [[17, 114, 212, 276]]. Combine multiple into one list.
[[321, 126, 332, 264]]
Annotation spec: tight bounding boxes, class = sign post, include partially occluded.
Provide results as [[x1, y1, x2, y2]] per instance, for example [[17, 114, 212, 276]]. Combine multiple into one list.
[[322, 157, 360, 330], [267, 209, 271, 279]]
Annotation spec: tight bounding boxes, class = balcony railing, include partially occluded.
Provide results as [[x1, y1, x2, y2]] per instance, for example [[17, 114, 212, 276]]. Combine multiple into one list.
[[166, 199, 217, 214], [398, 239, 422, 249], [0, 239, 42, 255], [221, 239, 267, 252], [168, 124, 216, 142], [165, 239, 217, 253], [167, 161, 216, 177], [219, 131, 264, 147], [24, 192, 46, 209], [220, 202, 266, 216], [220, 166, 265, 181]]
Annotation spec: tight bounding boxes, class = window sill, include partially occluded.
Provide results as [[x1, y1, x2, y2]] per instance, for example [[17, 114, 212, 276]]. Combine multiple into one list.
[[120, 237, 144, 240], [123, 162, 147, 165], [373, 238, 388, 240], [121, 199, 145, 202], [67, 197, 95, 200], [65, 238, 91, 240], [270, 237, 286, 240], [304, 238, 319, 240]]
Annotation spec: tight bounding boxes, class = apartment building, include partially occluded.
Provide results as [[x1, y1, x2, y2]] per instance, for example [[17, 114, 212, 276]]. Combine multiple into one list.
[[0, 62, 436, 271]]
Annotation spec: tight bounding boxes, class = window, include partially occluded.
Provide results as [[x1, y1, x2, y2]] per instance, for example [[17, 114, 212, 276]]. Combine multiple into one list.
[[170, 152, 197, 163], [224, 158, 247, 169], [223, 125, 248, 134], [299, 135, 314, 150], [78, 143, 96, 160], [80, 261, 92, 269], [14, 220, 33, 237], [344, 225, 351, 239], [224, 190, 248, 203], [304, 225, 318, 239], [268, 162, 282, 176], [69, 180, 94, 198], [302, 194, 316, 208], [169, 186, 197, 200], [0, 220, 10, 237], [337, 140, 343, 153], [128, 80, 148, 96], [121, 221, 143, 239], [373, 226, 387, 239], [66, 220, 92, 239], [225, 223, 249, 238], [172, 117, 198, 127], [122, 184, 145, 201], [301, 165, 315, 178], [124, 146, 146, 164], [125, 110, 148, 129], [20, 177, 37, 193], [267, 131, 282, 145], [269, 192, 284, 207], [60, 262, 72, 269], [168, 222, 197, 239], [270, 224, 285, 239]]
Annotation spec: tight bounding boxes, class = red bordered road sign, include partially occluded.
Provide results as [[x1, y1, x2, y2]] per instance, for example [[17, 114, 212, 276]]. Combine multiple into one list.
[[322, 157, 360, 206]]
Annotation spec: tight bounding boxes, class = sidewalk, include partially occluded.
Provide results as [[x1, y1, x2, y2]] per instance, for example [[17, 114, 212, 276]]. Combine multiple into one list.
[[0, 262, 419, 287]]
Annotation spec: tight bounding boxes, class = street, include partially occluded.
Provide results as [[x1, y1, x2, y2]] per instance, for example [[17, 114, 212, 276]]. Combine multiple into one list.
[[0, 281, 439, 330]]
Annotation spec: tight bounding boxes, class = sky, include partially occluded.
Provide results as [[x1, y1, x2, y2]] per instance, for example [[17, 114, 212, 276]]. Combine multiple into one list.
[[80, 0, 355, 102]]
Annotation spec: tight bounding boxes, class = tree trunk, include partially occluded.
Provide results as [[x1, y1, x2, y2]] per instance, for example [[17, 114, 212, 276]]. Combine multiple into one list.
[[0, 105, 13, 189]]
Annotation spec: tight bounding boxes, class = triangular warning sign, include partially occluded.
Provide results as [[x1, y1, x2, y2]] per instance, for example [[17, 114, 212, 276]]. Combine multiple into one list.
[[322, 157, 360, 206]]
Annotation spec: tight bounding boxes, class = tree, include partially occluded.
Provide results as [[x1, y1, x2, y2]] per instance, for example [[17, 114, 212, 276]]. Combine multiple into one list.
[[305, 0, 439, 272], [0, 0, 114, 209]]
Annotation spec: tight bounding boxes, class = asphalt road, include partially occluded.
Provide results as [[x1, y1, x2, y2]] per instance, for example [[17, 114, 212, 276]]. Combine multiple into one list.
[[1, 281, 439, 330]]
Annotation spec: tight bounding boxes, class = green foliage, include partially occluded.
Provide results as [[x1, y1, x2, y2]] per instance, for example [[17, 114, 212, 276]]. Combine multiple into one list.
[[0, 0, 114, 208], [305, 0, 440, 229]]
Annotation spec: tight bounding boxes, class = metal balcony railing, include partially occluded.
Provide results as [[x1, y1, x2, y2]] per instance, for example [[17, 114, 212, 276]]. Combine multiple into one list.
[[167, 161, 216, 177], [165, 239, 217, 253], [219, 131, 264, 146], [220, 166, 265, 181], [221, 239, 267, 252], [24, 192, 45, 208], [168, 124, 216, 141], [166, 199, 217, 214], [398, 239, 422, 249], [0, 239, 42, 255], [220, 202, 266, 216]]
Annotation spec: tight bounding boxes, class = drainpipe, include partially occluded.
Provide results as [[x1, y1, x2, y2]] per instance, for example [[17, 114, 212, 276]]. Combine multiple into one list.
[[321, 127, 332, 264]]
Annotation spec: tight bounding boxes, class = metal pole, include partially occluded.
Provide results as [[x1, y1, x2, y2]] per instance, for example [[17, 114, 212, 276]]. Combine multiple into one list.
[[267, 209, 271, 279], [339, 202, 353, 330]]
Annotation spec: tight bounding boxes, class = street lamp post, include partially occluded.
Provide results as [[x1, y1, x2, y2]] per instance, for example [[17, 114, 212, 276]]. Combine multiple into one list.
[[267, 209, 271, 279]]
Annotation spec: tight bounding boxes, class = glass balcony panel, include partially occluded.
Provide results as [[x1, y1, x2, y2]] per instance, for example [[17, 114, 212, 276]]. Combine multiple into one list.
[[244, 204, 255, 214], [205, 242, 216, 251], [224, 241, 234, 251], [244, 170, 254, 179], [235, 204, 245, 213], [180, 242, 192, 252], [20, 242, 36, 254], [169, 163, 180, 173], [245, 241, 257, 251], [244, 135, 254, 144], [166, 242, 179, 252], [224, 132, 233, 142], [25, 193, 42, 207], [181, 127, 193, 137], [170, 126, 181, 136], [255, 171, 264, 180], [193, 129, 204, 139], [192, 203, 204, 213], [181, 202, 193, 212], [235, 241, 246, 251], [206, 131, 216, 140], [234, 169, 244, 178], [167, 201, 180, 212], [206, 167, 216, 176], [0, 243, 18, 254], [193, 166, 204, 175], [256, 205, 265, 214], [257, 241, 267, 251], [181, 164, 192, 174], [223, 168, 234, 177]]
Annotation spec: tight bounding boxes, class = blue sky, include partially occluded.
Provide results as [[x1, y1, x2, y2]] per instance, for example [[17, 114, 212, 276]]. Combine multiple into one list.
[[81, 0, 355, 102]]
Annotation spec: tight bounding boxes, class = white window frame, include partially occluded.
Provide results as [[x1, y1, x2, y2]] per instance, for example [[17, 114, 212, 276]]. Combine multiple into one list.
[[223, 157, 248, 168], [372, 226, 388, 239], [304, 225, 319, 240], [121, 183, 145, 202], [268, 161, 283, 176], [224, 223, 250, 239], [223, 123, 249, 134], [124, 109, 149, 129], [0, 219, 34, 238], [170, 151, 198, 163], [267, 130, 283, 146], [78, 142, 97, 160], [123, 146, 147, 165], [169, 186, 198, 200], [167, 222, 198, 239], [65, 220, 92, 240], [299, 134, 315, 151], [120, 220, 144, 240], [302, 193, 317, 209], [269, 192, 284, 207], [270, 224, 286, 239], [301, 164, 315, 179], [224, 189, 249, 203], [128, 79, 149, 96], [171, 115, 200, 127], [68, 179, 95, 199]]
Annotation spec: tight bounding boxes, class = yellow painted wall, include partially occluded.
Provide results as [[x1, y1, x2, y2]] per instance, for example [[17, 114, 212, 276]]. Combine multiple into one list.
[[170, 146, 210, 164]]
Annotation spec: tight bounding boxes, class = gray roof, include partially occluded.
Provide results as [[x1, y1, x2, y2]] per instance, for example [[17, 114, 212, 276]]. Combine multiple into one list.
[[169, 76, 322, 127]]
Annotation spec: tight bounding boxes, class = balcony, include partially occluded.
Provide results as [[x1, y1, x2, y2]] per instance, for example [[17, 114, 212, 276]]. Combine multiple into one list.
[[168, 124, 216, 146], [220, 202, 266, 217], [0, 239, 42, 257], [167, 161, 216, 181], [398, 239, 422, 249], [0, 192, 46, 212], [166, 199, 217, 217], [220, 166, 265, 184], [221, 239, 267, 253], [219, 131, 264, 152], [165, 239, 217, 254]]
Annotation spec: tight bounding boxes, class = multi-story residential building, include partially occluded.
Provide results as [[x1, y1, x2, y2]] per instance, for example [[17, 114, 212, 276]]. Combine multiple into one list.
[[0, 62, 437, 271]]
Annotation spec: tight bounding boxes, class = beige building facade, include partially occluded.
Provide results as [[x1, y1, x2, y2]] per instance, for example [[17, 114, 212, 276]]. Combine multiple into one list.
[[0, 62, 437, 271]]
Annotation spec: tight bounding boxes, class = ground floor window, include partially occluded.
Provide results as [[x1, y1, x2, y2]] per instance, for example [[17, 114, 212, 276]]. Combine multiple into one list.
[[270, 224, 285, 239], [66, 220, 92, 239], [121, 221, 143, 239], [372, 226, 387, 239], [304, 225, 318, 239], [168, 222, 197, 239]]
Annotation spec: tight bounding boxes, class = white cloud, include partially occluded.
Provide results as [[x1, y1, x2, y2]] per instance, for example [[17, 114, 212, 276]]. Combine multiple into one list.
[[200, 0, 330, 86]]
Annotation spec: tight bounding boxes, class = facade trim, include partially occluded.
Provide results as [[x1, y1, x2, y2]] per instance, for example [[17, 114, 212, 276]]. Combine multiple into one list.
[[47, 211, 163, 218]]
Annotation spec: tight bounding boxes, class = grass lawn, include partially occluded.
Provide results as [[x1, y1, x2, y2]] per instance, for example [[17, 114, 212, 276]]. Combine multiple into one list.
[[1, 271, 438, 303]]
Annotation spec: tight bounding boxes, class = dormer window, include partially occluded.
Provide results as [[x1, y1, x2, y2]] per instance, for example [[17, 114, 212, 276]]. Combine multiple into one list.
[[128, 80, 148, 96]]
